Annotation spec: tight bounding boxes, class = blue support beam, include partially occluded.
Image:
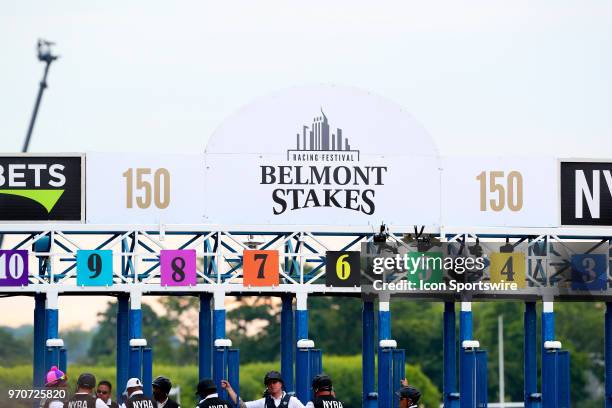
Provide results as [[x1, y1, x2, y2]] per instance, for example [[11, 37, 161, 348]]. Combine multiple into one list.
[[378, 347, 393, 408], [443, 302, 459, 408], [199, 293, 213, 380], [143, 348, 153, 397], [33, 294, 46, 388], [607, 302, 612, 408], [129, 346, 142, 379], [59, 348, 67, 373], [228, 349, 240, 407], [459, 302, 473, 408], [362, 300, 376, 408], [281, 295, 294, 393], [128, 294, 143, 380], [116, 294, 129, 402], [295, 293, 310, 403], [524, 302, 540, 408], [541, 302, 555, 408], [295, 347, 310, 403], [44, 294, 60, 373], [214, 347, 226, 400], [212, 292, 226, 391], [129, 308, 143, 340], [213, 309, 226, 340], [377, 299, 391, 408]]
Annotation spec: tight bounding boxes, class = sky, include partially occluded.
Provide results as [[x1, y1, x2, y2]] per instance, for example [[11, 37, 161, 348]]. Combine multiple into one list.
[[1, 1, 612, 328]]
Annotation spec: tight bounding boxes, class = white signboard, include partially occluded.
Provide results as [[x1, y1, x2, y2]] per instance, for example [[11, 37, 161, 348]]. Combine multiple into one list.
[[204, 85, 441, 227], [86, 153, 205, 224], [441, 156, 558, 227]]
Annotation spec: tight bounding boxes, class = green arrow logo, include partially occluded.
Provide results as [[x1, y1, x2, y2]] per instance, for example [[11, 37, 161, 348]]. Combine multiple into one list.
[[0, 189, 65, 213]]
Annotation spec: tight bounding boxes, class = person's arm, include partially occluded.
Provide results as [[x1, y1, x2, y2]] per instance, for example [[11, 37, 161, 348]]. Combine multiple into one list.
[[289, 396, 306, 408], [96, 399, 109, 408], [221, 380, 238, 404], [220, 381, 249, 408]]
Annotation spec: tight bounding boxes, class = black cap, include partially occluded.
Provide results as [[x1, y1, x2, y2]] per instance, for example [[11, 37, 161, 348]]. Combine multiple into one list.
[[196, 379, 217, 396], [152, 376, 172, 394], [77, 373, 96, 389], [312, 374, 332, 391], [264, 371, 283, 385], [396, 386, 421, 403]]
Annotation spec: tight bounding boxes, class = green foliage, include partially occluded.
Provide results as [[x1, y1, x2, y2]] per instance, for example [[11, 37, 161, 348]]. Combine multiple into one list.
[[88, 301, 176, 364], [0, 327, 32, 366]]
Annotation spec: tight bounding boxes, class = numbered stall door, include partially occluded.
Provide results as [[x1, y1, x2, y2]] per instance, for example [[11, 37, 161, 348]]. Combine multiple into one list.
[[441, 156, 558, 227], [243, 250, 279, 286], [325, 251, 361, 287], [160, 250, 197, 286], [86, 153, 205, 224], [489, 252, 526, 288], [0, 250, 29, 286], [571, 253, 608, 291], [76, 250, 113, 286]]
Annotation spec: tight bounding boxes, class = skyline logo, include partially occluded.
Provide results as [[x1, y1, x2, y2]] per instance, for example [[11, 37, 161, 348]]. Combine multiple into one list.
[[286, 109, 360, 162], [0, 156, 83, 221]]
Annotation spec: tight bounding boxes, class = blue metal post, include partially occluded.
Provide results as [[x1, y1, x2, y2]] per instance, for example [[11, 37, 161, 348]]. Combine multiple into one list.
[[295, 293, 309, 403], [33, 294, 46, 388], [606, 302, 612, 408], [59, 348, 67, 373], [228, 350, 240, 407], [214, 347, 227, 399], [296, 347, 310, 403], [295, 293, 308, 341], [378, 347, 393, 408], [444, 302, 459, 408], [524, 302, 539, 408], [392, 349, 406, 408], [362, 299, 376, 408], [378, 301, 391, 341], [377, 299, 391, 408], [213, 292, 226, 341], [199, 293, 213, 380], [44, 293, 60, 371], [460, 348, 476, 408], [281, 294, 294, 393], [128, 293, 143, 379], [129, 346, 142, 379], [117, 294, 129, 401], [143, 348, 153, 397], [541, 302, 555, 408], [459, 302, 473, 408], [213, 291, 226, 393]]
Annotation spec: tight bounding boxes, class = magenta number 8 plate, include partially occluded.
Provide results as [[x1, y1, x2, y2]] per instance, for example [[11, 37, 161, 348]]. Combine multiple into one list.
[[160, 249, 197, 286]]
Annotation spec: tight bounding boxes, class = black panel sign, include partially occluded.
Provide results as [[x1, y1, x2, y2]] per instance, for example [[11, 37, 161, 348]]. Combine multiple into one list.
[[561, 161, 612, 226], [325, 251, 361, 287], [0, 155, 83, 221]]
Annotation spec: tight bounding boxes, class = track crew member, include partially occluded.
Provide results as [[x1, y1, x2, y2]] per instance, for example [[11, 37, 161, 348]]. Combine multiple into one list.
[[151, 376, 180, 408], [305, 375, 344, 408], [221, 371, 305, 408], [120, 378, 156, 408], [41, 366, 69, 408], [66, 373, 108, 408], [195, 379, 232, 408], [97, 380, 119, 408], [396, 382, 421, 408]]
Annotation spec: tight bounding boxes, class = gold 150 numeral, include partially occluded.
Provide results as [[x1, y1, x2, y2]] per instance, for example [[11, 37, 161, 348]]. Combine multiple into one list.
[[476, 170, 523, 212], [122, 168, 170, 209]]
